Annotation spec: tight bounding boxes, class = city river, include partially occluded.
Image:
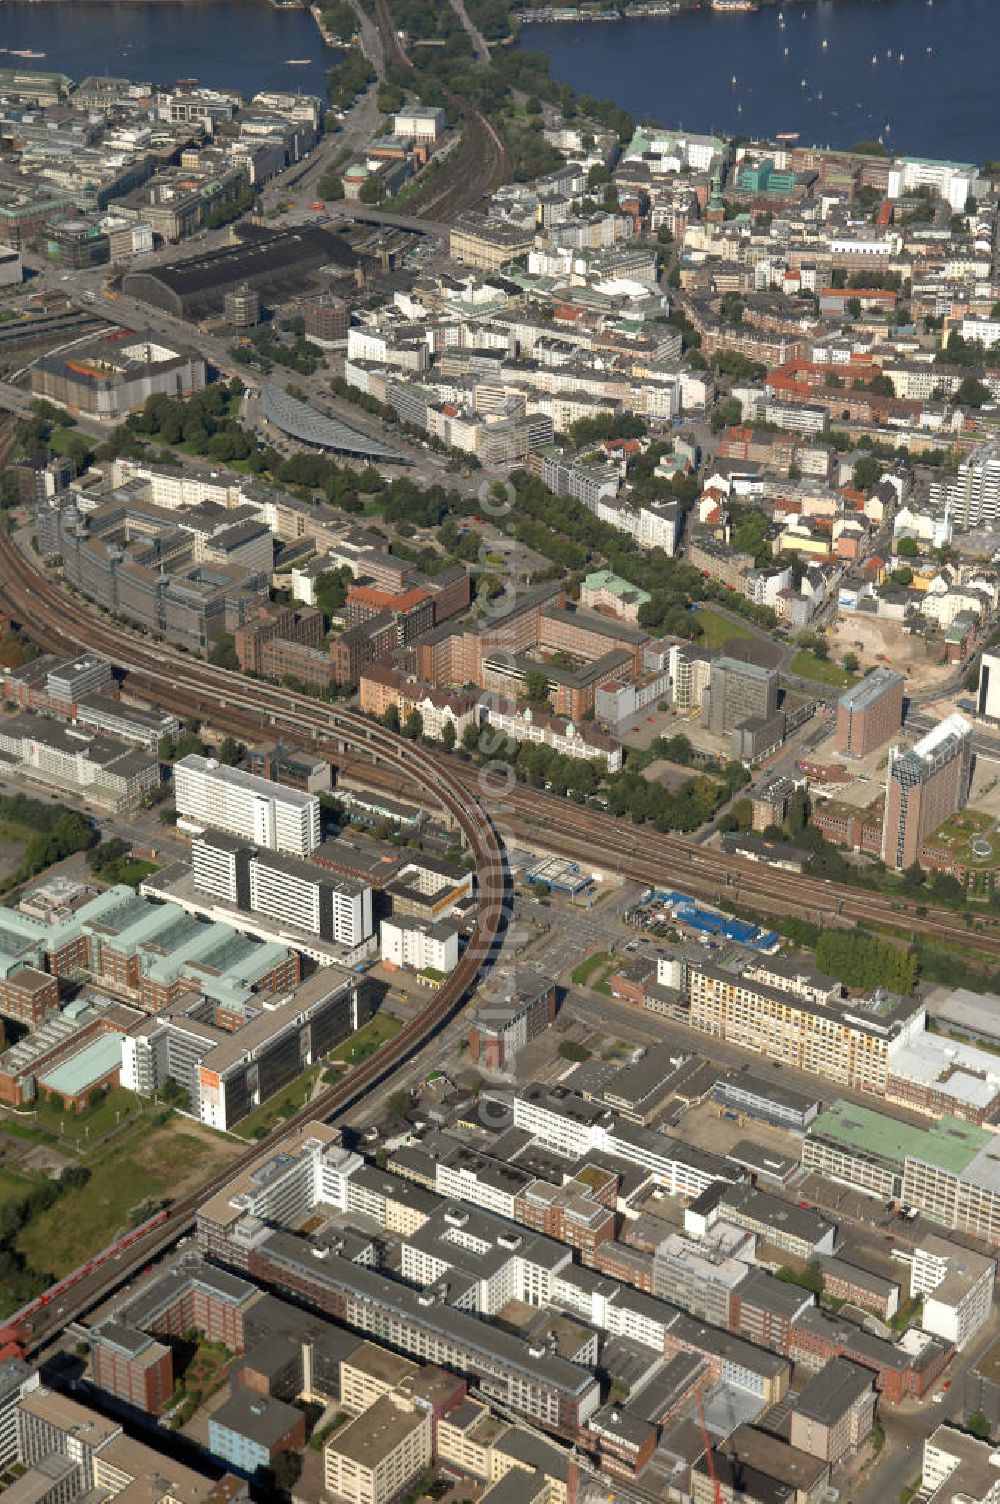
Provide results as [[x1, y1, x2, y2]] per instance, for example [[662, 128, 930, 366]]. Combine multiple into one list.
[[519, 0, 1000, 163], [0, 0, 336, 98]]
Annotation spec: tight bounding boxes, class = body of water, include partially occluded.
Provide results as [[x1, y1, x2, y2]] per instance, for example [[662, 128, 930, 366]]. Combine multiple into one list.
[[520, 0, 1000, 164], [0, 0, 335, 98]]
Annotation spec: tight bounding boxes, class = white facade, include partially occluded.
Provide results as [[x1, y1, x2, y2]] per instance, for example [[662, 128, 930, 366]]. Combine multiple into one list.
[[393, 106, 445, 142], [908, 1238, 995, 1350], [174, 755, 320, 855], [960, 317, 1000, 350], [887, 157, 978, 213], [380, 916, 459, 975]]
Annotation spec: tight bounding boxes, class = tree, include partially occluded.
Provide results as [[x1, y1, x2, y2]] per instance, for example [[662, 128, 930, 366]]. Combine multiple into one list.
[[776, 1260, 824, 1296], [87, 836, 128, 873], [522, 668, 550, 706], [896, 536, 920, 558], [403, 707, 423, 740], [216, 736, 243, 766], [956, 376, 990, 408], [846, 297, 862, 319], [208, 633, 238, 671], [967, 1413, 992, 1441], [270, 1451, 302, 1494], [315, 568, 351, 615], [461, 722, 480, 755], [383, 704, 400, 734], [842, 651, 860, 673], [853, 455, 882, 492], [440, 719, 457, 752]]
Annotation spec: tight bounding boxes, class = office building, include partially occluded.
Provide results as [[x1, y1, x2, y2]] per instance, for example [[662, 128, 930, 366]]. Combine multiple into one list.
[[208, 1390, 304, 1476], [303, 294, 349, 347], [324, 1392, 432, 1504], [0, 968, 60, 1031], [122, 971, 364, 1131], [0, 714, 158, 811], [449, 213, 534, 271], [882, 715, 973, 870], [468, 971, 558, 1072], [90, 1322, 174, 1415], [191, 831, 372, 947], [788, 1359, 875, 1465], [174, 756, 320, 856], [0, 1359, 33, 1468], [836, 668, 905, 757], [978, 651, 1000, 721], [703, 657, 779, 737], [803, 1101, 1000, 1245], [30, 334, 205, 421], [921, 1425, 1000, 1504]]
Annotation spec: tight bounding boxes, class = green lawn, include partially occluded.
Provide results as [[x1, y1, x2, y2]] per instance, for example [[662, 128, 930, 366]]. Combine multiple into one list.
[[91, 858, 158, 890], [230, 1067, 323, 1142], [30, 1086, 145, 1143], [694, 609, 754, 650], [16, 1119, 237, 1277], [570, 950, 616, 988], [329, 1012, 403, 1066], [789, 651, 858, 688], [0, 1168, 35, 1206]]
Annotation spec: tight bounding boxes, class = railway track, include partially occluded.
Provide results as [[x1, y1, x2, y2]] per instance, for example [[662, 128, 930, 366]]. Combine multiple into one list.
[[371, 0, 510, 220], [0, 526, 994, 961], [0, 526, 508, 1351]]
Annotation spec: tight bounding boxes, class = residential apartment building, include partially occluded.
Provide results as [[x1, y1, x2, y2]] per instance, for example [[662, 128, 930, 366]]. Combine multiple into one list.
[[191, 831, 372, 948], [687, 955, 924, 1093], [380, 915, 459, 975], [174, 756, 321, 856]]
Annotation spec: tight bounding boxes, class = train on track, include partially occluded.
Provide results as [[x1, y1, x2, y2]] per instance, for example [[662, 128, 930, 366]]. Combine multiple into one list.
[[0, 1210, 170, 1360]]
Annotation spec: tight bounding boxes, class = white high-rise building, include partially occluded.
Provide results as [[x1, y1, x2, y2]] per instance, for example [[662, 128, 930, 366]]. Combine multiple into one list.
[[190, 831, 371, 947], [174, 755, 320, 855]]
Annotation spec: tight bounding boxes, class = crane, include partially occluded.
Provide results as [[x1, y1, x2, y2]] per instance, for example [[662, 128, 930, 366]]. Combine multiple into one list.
[[694, 1386, 723, 1504]]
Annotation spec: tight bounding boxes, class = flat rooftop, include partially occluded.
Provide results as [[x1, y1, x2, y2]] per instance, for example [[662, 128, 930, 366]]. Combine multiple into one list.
[[807, 1100, 989, 1174]]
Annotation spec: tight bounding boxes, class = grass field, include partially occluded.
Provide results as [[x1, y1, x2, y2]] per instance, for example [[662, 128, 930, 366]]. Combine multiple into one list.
[[789, 651, 858, 688], [0, 1168, 35, 1206], [329, 1012, 403, 1066], [0, 819, 28, 881], [30, 1086, 144, 1143], [694, 609, 754, 651], [571, 950, 616, 988], [16, 1118, 239, 1277]]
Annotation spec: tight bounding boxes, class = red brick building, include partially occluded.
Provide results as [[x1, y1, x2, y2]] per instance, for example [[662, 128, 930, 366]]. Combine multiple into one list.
[[0, 966, 59, 1030], [91, 1322, 174, 1414]]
